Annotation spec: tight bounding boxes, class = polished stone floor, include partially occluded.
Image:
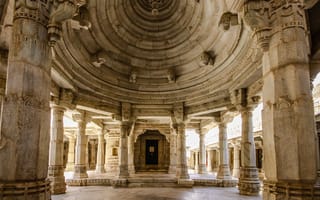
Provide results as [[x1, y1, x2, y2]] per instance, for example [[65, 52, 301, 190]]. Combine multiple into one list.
[[52, 186, 262, 200]]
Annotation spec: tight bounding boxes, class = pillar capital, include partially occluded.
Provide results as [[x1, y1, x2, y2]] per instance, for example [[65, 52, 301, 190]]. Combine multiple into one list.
[[72, 111, 91, 124]]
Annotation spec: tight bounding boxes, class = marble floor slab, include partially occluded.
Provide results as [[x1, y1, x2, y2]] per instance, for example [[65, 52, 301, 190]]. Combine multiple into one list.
[[52, 186, 262, 200]]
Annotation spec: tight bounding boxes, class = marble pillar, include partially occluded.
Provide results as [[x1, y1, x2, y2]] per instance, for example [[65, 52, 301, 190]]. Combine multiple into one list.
[[48, 106, 66, 194], [96, 126, 106, 173], [0, 1, 52, 199], [232, 143, 240, 178], [168, 130, 177, 174], [177, 123, 189, 179], [207, 149, 213, 172], [128, 131, 135, 175], [105, 132, 120, 174], [194, 151, 199, 173], [244, 1, 319, 199], [118, 122, 130, 178], [238, 108, 260, 195], [86, 141, 90, 169], [198, 130, 207, 174], [66, 136, 76, 171], [90, 140, 97, 169], [73, 112, 90, 179], [217, 122, 232, 180]]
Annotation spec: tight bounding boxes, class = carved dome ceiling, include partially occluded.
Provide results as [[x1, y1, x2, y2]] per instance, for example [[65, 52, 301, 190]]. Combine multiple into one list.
[[52, 0, 262, 109]]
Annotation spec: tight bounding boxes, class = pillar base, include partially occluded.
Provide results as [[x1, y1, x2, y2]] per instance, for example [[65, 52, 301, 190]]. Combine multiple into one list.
[[128, 165, 135, 175], [177, 179, 194, 187], [238, 167, 260, 195], [48, 165, 66, 194], [112, 178, 128, 187], [198, 164, 207, 174], [66, 163, 74, 171], [263, 180, 320, 200], [217, 164, 232, 180], [118, 165, 129, 178], [178, 166, 190, 179], [0, 179, 51, 200], [73, 165, 88, 179], [168, 165, 177, 174], [232, 168, 240, 178], [95, 165, 106, 174]]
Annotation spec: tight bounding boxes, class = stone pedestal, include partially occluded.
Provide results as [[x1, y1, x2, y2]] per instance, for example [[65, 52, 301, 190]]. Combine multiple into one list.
[[198, 130, 207, 174], [177, 123, 189, 179], [0, 1, 52, 199], [244, 1, 320, 199], [66, 136, 76, 171], [238, 109, 260, 195], [48, 106, 66, 194], [232, 144, 240, 178], [216, 122, 232, 180], [73, 112, 90, 179], [96, 126, 106, 174], [118, 122, 129, 178]]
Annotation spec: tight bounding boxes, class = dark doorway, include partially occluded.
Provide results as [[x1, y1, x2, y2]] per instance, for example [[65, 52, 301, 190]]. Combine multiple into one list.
[[146, 140, 158, 165]]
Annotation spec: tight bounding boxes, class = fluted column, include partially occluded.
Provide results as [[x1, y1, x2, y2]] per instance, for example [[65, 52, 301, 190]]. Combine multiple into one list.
[[217, 122, 232, 180], [244, 1, 319, 199], [198, 129, 207, 174], [96, 125, 106, 174], [73, 112, 90, 179], [118, 122, 130, 178], [66, 136, 76, 171], [232, 143, 240, 178], [48, 105, 66, 194], [0, 1, 53, 199], [177, 123, 189, 179]]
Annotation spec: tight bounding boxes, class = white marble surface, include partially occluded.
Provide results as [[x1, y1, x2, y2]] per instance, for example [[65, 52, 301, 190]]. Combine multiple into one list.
[[52, 186, 262, 200]]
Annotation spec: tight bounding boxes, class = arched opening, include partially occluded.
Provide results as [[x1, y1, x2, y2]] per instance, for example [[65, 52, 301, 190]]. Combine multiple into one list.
[[134, 130, 170, 172]]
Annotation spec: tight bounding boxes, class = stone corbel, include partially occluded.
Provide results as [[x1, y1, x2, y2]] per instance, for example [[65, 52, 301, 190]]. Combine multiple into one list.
[[243, 0, 272, 51], [167, 69, 176, 83], [72, 110, 91, 124], [48, 0, 79, 46], [173, 102, 185, 124], [199, 51, 215, 67], [231, 88, 260, 112]]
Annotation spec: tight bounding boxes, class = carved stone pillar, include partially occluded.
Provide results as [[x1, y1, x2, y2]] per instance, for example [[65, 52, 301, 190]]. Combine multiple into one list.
[[217, 121, 232, 180], [194, 151, 199, 173], [48, 105, 66, 194], [0, 1, 53, 199], [90, 140, 97, 169], [105, 131, 120, 174], [73, 112, 90, 179], [207, 149, 213, 172], [232, 143, 240, 178], [86, 141, 89, 169], [244, 1, 319, 199], [198, 129, 207, 174], [66, 136, 76, 171], [168, 127, 177, 174], [118, 122, 130, 178], [177, 123, 189, 179], [128, 131, 135, 175], [238, 108, 260, 195], [96, 125, 106, 173]]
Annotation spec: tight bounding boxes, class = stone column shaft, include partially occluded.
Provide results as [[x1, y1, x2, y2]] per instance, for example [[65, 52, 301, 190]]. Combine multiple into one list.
[[168, 132, 177, 174], [207, 150, 213, 172], [96, 127, 106, 174], [217, 123, 232, 179], [195, 151, 199, 172], [128, 132, 135, 175], [232, 144, 240, 178], [177, 123, 189, 179], [199, 131, 207, 174], [73, 114, 89, 179], [48, 106, 66, 194], [90, 141, 97, 169], [118, 122, 129, 178], [0, 1, 52, 199], [66, 137, 75, 171]]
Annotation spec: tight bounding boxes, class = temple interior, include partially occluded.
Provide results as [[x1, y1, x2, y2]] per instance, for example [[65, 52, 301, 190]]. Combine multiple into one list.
[[1, 0, 320, 200]]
